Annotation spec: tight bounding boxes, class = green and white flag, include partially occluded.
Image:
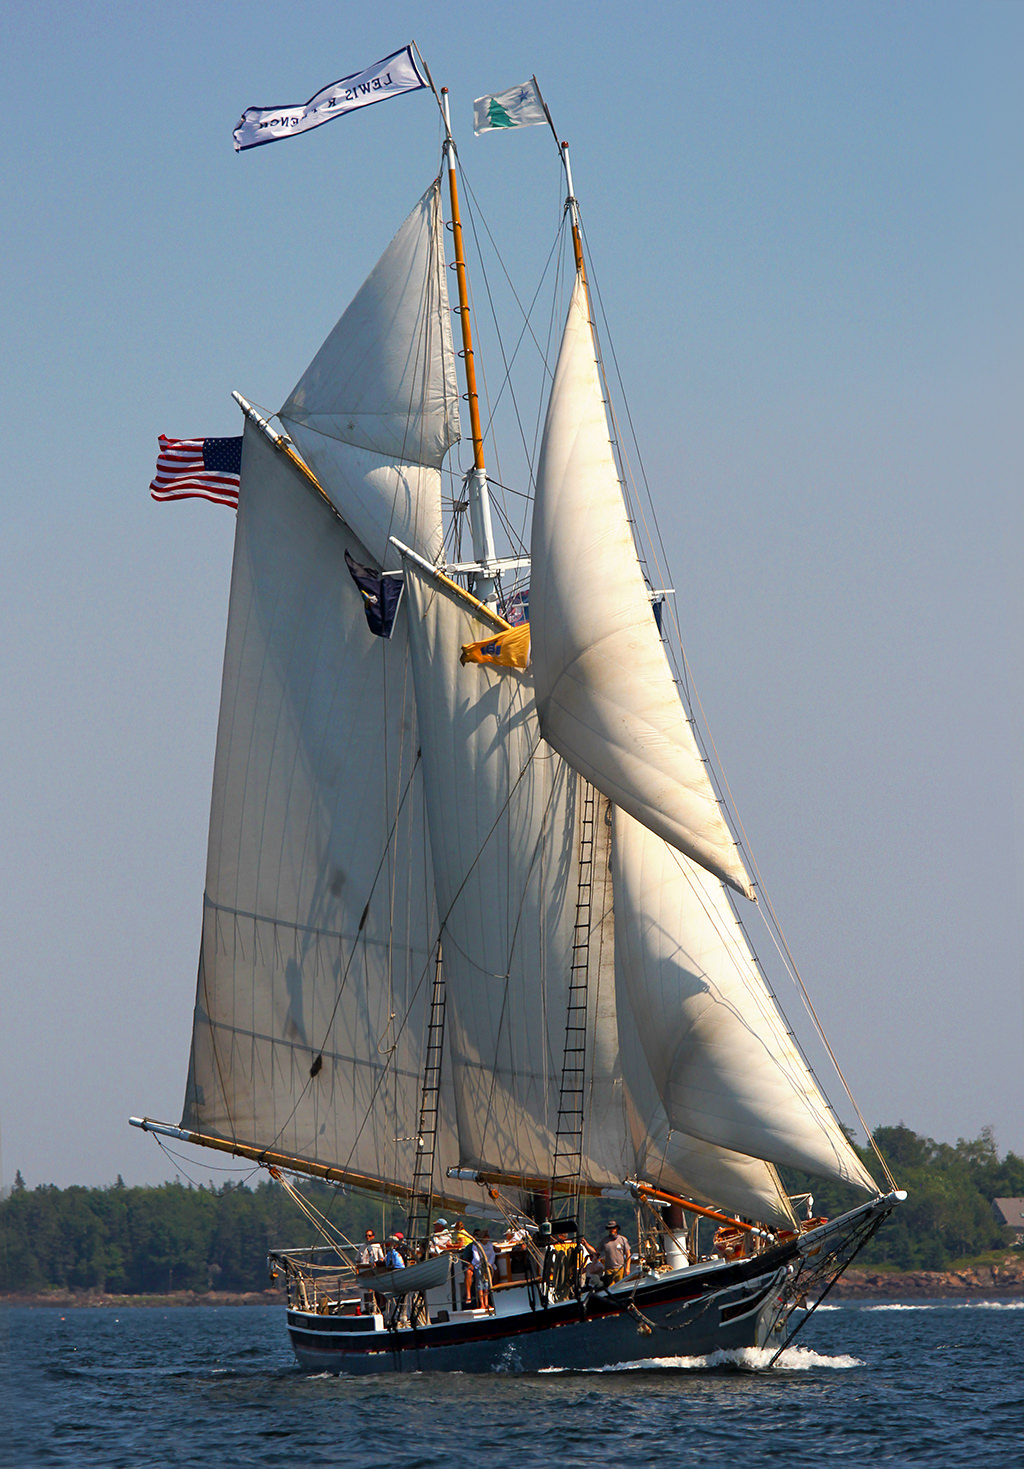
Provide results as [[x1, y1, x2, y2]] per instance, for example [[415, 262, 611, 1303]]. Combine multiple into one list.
[[473, 79, 547, 135]]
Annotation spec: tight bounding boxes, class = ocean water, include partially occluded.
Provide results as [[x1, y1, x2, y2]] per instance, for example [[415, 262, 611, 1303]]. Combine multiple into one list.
[[4, 1300, 1023, 1467]]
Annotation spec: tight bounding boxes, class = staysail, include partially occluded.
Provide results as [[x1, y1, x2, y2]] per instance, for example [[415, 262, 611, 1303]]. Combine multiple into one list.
[[279, 182, 461, 569], [530, 276, 752, 899], [586, 792, 799, 1227], [613, 807, 877, 1191]]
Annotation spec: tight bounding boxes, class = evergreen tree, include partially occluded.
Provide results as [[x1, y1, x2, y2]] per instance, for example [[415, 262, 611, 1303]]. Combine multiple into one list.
[[2, 1126, 1021, 1295]]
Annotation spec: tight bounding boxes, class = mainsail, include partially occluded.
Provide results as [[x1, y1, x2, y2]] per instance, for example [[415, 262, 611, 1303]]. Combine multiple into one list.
[[530, 276, 752, 899], [181, 420, 459, 1194], [279, 182, 461, 569], [181, 181, 465, 1198]]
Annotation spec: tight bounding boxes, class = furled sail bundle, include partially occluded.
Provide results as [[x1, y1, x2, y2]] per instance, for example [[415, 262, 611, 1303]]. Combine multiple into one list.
[[530, 277, 752, 899], [279, 182, 461, 568]]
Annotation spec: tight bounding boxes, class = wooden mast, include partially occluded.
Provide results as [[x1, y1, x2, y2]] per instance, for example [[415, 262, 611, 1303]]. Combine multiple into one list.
[[439, 87, 498, 607]]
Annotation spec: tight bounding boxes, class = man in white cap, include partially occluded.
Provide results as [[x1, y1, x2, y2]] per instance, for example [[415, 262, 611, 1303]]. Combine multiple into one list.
[[427, 1217, 453, 1255]]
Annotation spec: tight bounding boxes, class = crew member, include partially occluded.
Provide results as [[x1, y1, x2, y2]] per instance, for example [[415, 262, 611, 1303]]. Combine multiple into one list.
[[358, 1229, 385, 1269], [600, 1220, 631, 1284], [427, 1217, 453, 1255]]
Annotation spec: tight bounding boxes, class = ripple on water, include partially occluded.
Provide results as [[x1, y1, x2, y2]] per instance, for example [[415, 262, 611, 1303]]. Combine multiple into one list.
[[7, 1301, 1024, 1467]]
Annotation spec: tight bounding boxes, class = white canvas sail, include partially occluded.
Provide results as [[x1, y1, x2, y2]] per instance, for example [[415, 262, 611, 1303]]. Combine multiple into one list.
[[182, 421, 461, 1194], [402, 565, 616, 1183], [586, 795, 798, 1227], [613, 806, 877, 1191], [530, 276, 752, 898], [402, 564, 798, 1221], [280, 182, 461, 569]]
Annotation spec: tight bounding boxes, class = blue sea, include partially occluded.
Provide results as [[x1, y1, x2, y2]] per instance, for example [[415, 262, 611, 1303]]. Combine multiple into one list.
[[4, 1299, 1022, 1467]]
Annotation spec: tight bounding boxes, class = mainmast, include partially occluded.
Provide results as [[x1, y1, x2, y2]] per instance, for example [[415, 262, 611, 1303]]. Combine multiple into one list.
[[559, 140, 587, 289], [440, 88, 499, 609]]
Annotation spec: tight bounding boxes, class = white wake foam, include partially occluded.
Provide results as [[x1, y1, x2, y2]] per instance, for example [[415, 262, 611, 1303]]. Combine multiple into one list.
[[952, 1299, 1024, 1310], [863, 1302, 935, 1312], [541, 1345, 862, 1373]]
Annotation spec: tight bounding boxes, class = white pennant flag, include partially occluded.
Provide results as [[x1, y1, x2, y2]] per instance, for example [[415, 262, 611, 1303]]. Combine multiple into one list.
[[233, 45, 427, 152], [473, 79, 548, 135]]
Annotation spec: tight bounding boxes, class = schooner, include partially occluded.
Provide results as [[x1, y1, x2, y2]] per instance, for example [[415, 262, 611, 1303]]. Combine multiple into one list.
[[132, 50, 903, 1373]]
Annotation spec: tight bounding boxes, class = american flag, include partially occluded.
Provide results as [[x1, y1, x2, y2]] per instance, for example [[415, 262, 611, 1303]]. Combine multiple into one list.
[[502, 587, 529, 626], [150, 435, 243, 507]]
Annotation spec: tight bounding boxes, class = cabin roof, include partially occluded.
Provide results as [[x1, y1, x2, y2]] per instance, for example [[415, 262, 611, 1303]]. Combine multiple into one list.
[[992, 1198, 1024, 1226]]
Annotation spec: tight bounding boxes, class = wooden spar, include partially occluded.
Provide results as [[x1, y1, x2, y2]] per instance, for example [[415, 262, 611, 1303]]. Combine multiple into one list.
[[129, 1117, 478, 1214], [230, 391, 339, 517], [560, 142, 587, 287], [439, 91, 485, 476], [631, 1182, 772, 1239], [447, 1166, 628, 1202], [452, 1171, 772, 1237], [130, 1117, 413, 1199], [127, 1118, 413, 1205], [532, 79, 587, 290], [390, 537, 512, 631]]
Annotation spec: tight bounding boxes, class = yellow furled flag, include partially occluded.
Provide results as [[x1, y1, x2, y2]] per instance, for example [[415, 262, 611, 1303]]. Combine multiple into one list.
[[460, 622, 531, 669]]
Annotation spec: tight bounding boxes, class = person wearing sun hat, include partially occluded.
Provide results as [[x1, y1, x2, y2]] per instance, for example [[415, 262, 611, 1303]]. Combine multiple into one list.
[[427, 1217, 453, 1255], [599, 1219, 631, 1284]]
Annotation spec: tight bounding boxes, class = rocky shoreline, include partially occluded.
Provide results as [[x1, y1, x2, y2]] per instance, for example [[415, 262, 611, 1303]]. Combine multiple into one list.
[[832, 1256, 1024, 1299], [0, 1287, 286, 1308]]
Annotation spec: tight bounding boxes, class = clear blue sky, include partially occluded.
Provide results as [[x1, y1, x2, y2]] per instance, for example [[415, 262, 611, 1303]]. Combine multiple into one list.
[[1, 0, 1020, 1190]]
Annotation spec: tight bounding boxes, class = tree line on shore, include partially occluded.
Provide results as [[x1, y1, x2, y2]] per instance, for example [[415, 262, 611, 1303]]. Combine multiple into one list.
[[2, 1124, 1021, 1296]]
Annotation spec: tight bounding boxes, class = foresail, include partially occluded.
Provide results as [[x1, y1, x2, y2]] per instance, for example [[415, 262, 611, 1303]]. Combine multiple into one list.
[[403, 565, 630, 1189], [628, 1100, 799, 1230], [280, 182, 460, 568], [613, 807, 878, 1192], [530, 276, 752, 898], [181, 421, 460, 1195]]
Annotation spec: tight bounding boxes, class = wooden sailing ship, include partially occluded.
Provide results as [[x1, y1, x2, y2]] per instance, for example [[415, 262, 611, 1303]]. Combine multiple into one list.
[[132, 55, 903, 1373]]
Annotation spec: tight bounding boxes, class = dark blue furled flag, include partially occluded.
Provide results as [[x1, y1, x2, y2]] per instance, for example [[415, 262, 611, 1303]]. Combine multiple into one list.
[[345, 551, 403, 638]]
